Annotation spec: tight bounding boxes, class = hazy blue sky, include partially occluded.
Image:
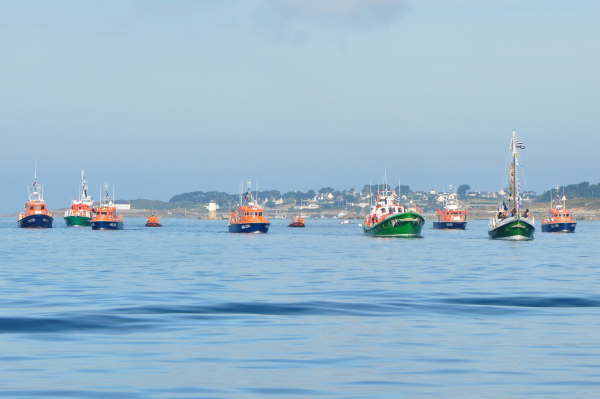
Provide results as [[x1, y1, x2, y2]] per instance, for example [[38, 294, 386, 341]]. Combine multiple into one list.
[[1, 0, 599, 212]]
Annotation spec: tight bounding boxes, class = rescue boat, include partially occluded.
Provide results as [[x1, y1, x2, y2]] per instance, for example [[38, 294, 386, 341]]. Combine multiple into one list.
[[145, 215, 162, 227], [433, 185, 468, 230], [18, 168, 53, 228], [90, 185, 124, 230], [541, 188, 576, 233], [64, 170, 94, 227], [228, 180, 270, 233], [362, 188, 424, 238], [288, 215, 305, 228], [488, 131, 535, 240]]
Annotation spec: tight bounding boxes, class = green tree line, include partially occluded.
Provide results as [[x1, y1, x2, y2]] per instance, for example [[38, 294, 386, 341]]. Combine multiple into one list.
[[537, 182, 600, 201]]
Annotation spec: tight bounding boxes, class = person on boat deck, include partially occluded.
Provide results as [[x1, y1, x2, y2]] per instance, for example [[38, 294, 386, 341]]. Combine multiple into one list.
[[523, 209, 530, 218], [389, 206, 393, 214]]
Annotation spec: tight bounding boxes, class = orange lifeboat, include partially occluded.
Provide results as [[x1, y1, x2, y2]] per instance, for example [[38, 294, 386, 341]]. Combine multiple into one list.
[[288, 215, 305, 228], [228, 180, 270, 233], [90, 185, 124, 230], [18, 169, 53, 228], [541, 191, 576, 233], [145, 215, 162, 227]]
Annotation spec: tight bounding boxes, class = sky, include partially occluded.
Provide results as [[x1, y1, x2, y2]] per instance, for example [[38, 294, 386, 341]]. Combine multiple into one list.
[[0, 0, 599, 213]]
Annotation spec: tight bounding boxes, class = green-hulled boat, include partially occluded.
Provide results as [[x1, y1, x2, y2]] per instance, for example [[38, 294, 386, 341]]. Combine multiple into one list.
[[488, 215, 535, 240], [362, 189, 425, 237], [64, 170, 94, 227], [488, 131, 535, 240]]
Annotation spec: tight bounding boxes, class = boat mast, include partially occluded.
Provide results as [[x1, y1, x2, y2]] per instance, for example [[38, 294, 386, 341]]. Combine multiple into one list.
[[512, 131, 517, 214]]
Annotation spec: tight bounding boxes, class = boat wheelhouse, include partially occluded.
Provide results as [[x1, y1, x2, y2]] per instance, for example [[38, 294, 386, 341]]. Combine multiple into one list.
[[229, 180, 270, 233], [90, 185, 124, 230], [18, 168, 53, 228], [488, 131, 535, 240], [433, 185, 468, 230], [64, 170, 94, 227], [541, 188, 576, 233]]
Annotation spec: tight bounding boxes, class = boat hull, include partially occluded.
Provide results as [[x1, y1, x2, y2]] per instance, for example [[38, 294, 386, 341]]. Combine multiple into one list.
[[541, 222, 576, 233], [18, 214, 53, 228], [228, 222, 270, 234], [91, 220, 124, 230], [433, 221, 467, 230], [288, 222, 305, 228], [363, 212, 425, 237], [145, 222, 162, 227], [488, 218, 535, 240], [64, 215, 91, 227]]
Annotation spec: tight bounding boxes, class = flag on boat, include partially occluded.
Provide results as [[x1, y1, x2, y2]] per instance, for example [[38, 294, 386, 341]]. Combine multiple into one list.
[[516, 140, 525, 149]]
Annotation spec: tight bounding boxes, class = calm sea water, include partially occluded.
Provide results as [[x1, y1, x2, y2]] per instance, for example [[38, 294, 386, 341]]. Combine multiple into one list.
[[1, 217, 599, 398]]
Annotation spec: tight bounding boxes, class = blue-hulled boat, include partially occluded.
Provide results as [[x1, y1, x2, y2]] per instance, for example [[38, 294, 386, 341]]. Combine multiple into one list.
[[18, 168, 53, 228], [228, 180, 270, 234]]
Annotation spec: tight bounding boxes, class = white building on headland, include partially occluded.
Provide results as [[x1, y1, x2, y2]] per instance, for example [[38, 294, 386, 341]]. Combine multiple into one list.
[[114, 200, 131, 210]]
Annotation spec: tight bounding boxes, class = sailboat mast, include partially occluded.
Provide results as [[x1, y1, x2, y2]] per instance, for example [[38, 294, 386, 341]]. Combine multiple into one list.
[[512, 131, 517, 213]]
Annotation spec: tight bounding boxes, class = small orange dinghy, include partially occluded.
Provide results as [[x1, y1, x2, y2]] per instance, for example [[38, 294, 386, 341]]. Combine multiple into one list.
[[145, 215, 162, 227], [288, 215, 305, 228]]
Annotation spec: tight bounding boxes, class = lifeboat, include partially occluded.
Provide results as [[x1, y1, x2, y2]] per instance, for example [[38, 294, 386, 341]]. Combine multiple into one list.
[[541, 191, 576, 233], [64, 170, 94, 227], [145, 215, 162, 227], [90, 185, 124, 230], [288, 215, 305, 228], [433, 185, 467, 230], [362, 186, 424, 237], [228, 180, 270, 233], [18, 168, 53, 228]]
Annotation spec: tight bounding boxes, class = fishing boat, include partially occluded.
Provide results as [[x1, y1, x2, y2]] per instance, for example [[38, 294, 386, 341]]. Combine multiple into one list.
[[433, 185, 468, 229], [362, 188, 424, 237], [90, 185, 124, 230], [145, 214, 162, 227], [488, 131, 535, 240], [288, 215, 305, 228], [228, 180, 270, 233], [541, 188, 576, 233], [18, 168, 53, 228], [64, 170, 94, 227]]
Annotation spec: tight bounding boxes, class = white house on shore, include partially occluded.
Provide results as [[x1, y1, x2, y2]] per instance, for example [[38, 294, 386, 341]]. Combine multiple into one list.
[[114, 200, 131, 210]]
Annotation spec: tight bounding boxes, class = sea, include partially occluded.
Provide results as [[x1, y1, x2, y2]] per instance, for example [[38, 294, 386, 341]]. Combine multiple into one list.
[[1, 217, 599, 398]]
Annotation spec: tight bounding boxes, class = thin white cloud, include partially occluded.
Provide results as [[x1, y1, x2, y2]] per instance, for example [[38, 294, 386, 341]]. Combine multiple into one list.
[[264, 0, 409, 30]]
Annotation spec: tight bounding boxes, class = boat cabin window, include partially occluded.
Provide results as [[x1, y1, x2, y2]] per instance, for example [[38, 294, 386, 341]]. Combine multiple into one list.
[[41, 205, 45, 210], [259, 212, 262, 216], [30, 206, 34, 210], [102, 212, 107, 215], [245, 212, 249, 216]]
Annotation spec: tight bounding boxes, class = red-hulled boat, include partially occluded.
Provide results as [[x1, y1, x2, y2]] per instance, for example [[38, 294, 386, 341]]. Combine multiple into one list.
[[288, 215, 305, 228], [145, 215, 162, 227]]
